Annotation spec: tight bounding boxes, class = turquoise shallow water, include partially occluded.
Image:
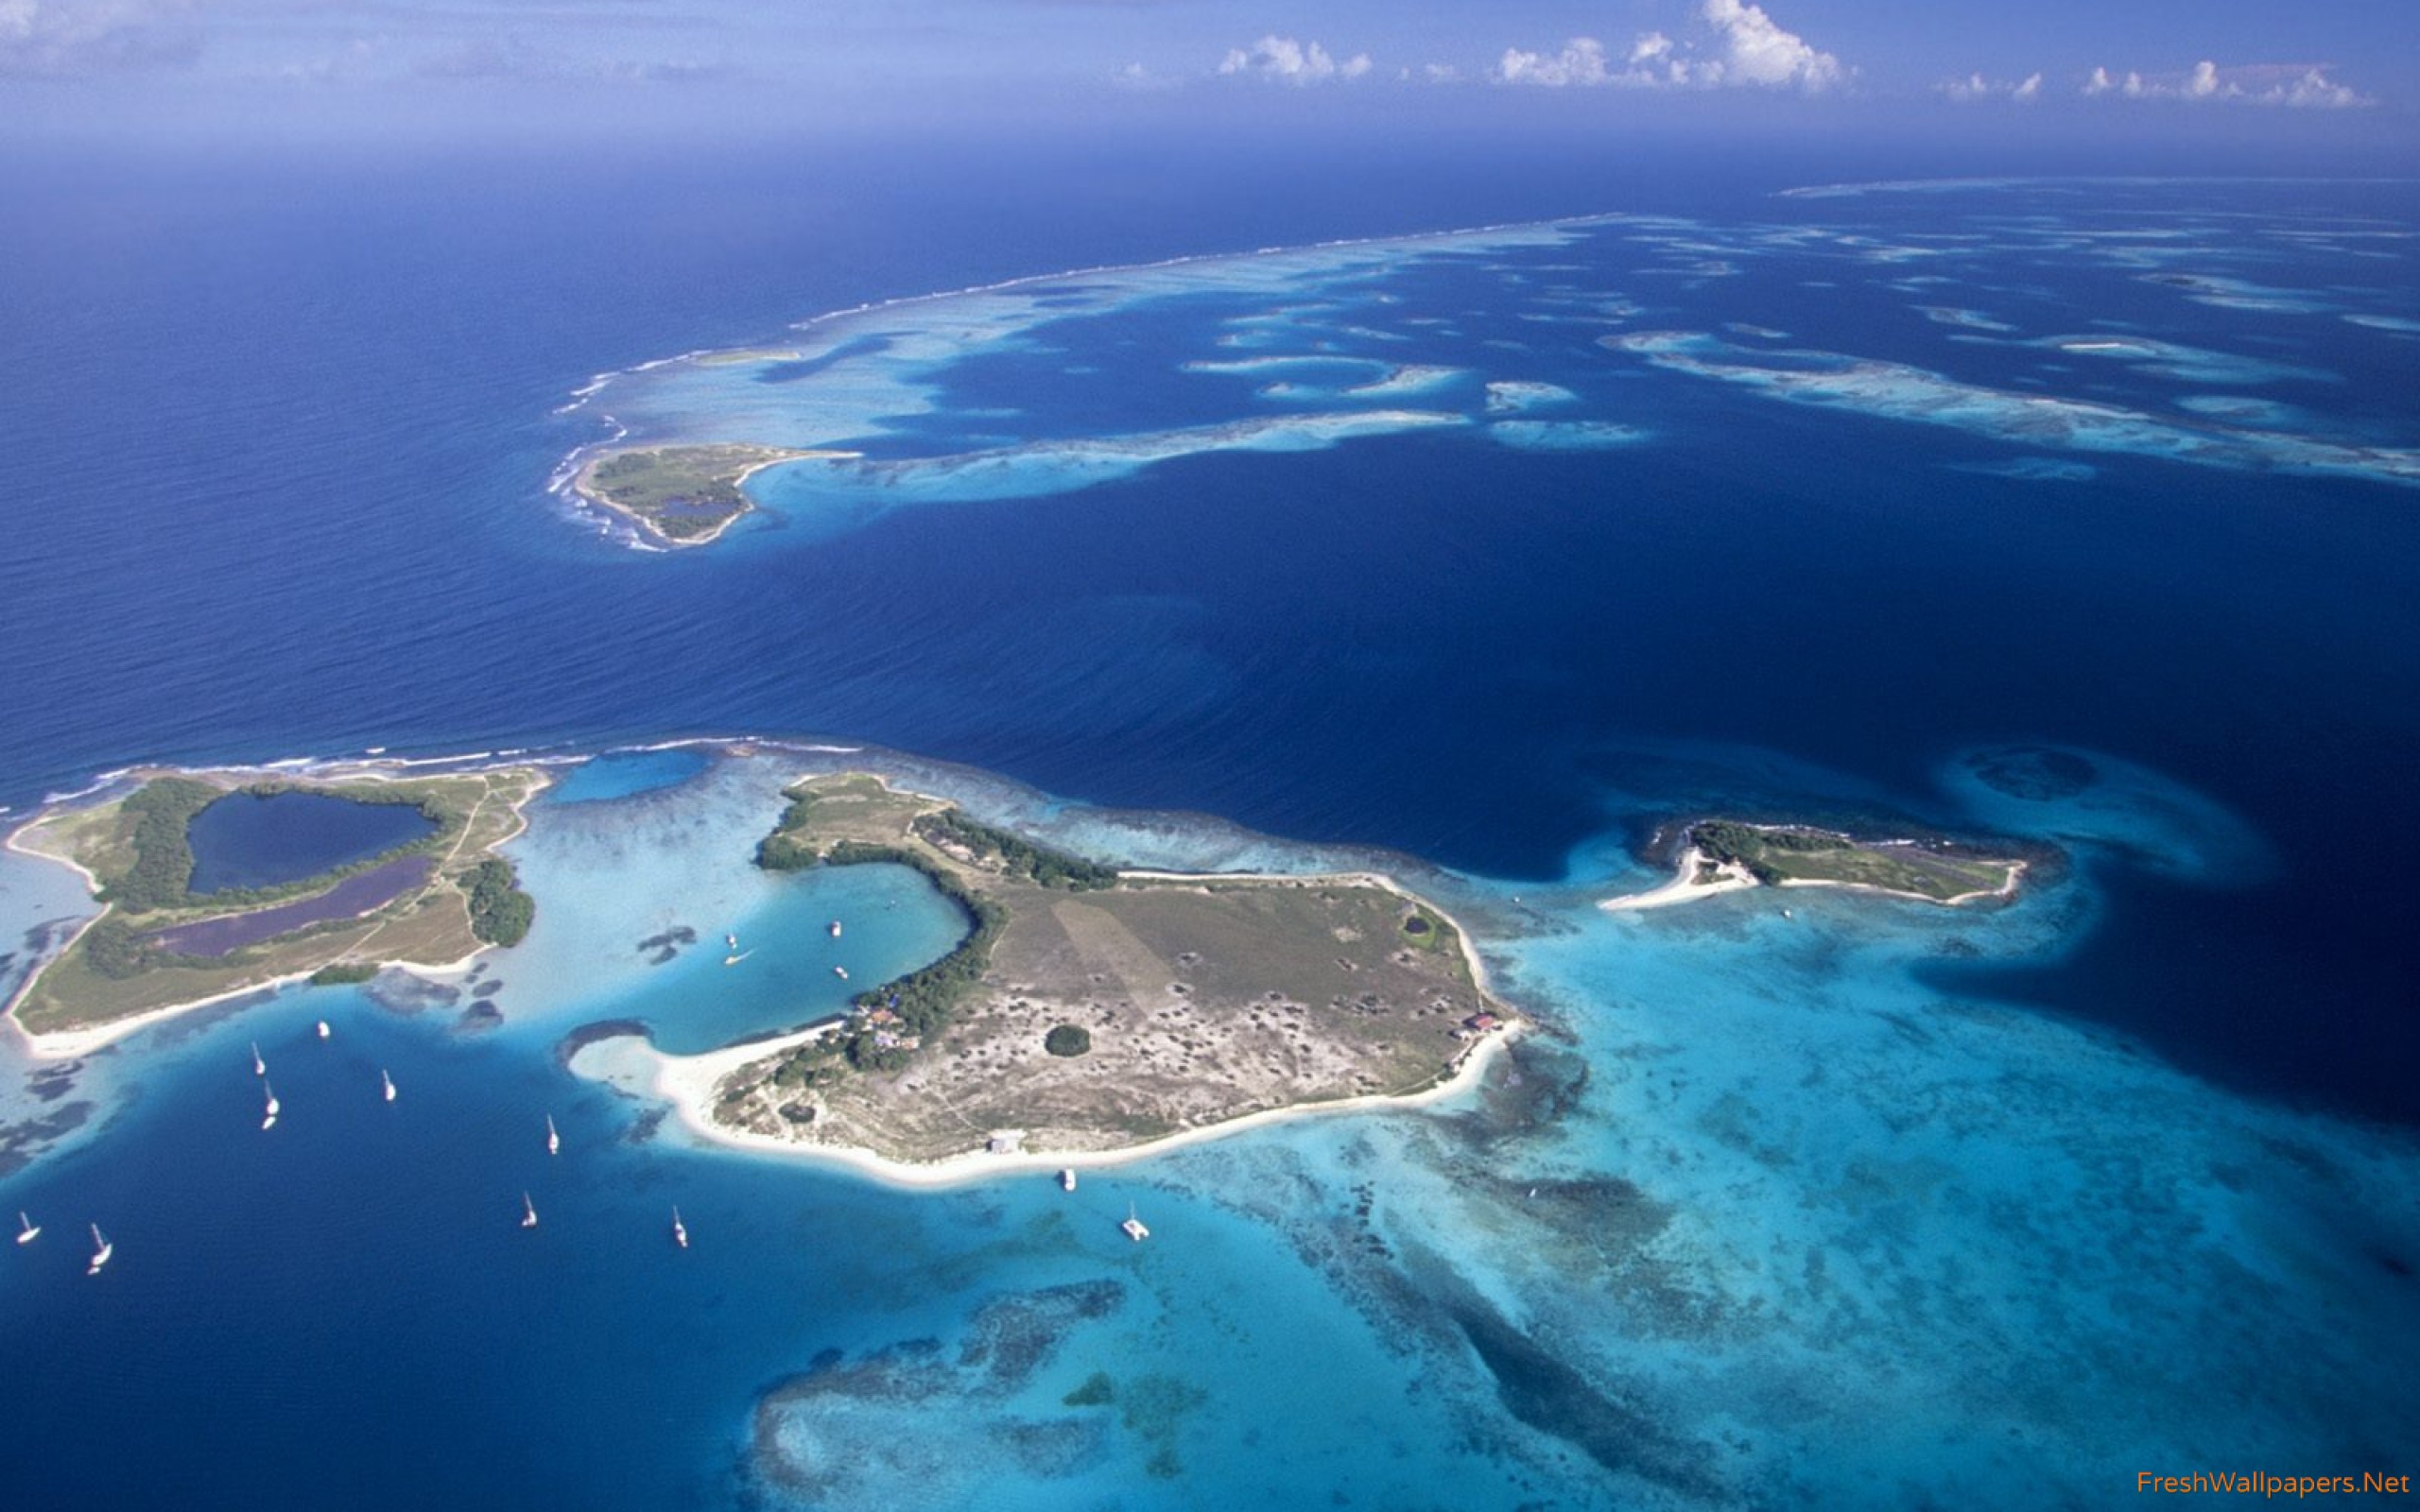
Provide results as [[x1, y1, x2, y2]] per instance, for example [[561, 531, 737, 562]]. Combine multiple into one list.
[[3, 163, 2418, 1507], [4, 743, 2413, 1508]]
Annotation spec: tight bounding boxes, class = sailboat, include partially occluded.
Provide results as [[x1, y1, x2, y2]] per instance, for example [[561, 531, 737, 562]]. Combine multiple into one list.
[[827, 919, 842, 938], [381, 1069, 397, 1103], [520, 1193, 539, 1229], [724, 933, 738, 952], [251, 1041, 266, 1076], [670, 1208, 688, 1249], [87, 1224, 112, 1276], [1120, 1202, 1150, 1243], [15, 1211, 37, 1245], [545, 1115, 561, 1156], [262, 1082, 281, 1131], [317, 1020, 332, 1040], [1059, 1168, 1077, 1193]]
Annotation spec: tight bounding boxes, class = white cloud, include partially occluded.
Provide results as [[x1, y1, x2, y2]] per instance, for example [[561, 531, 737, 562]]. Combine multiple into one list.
[[1939, 70, 2042, 103], [0, 0, 199, 77], [2264, 67, 2364, 109], [1494, 0, 1844, 93], [1494, 36, 1610, 88], [1700, 0, 1841, 91], [1113, 60, 1178, 92], [1218, 34, 1371, 86], [2081, 59, 2372, 109]]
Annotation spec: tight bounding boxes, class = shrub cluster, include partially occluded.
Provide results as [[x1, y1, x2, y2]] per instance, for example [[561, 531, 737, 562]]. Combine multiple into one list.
[[460, 857, 535, 946]]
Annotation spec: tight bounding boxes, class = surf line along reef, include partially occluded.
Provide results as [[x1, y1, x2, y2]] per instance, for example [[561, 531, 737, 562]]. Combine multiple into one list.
[[577, 772, 1523, 1182], [5, 765, 544, 1057]]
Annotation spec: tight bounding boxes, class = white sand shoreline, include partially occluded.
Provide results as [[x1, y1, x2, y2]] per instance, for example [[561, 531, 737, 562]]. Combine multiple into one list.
[[2, 763, 545, 1061], [1598, 847, 1758, 913], [569, 853, 1522, 1188], [1599, 843, 2027, 915], [588, 1015, 1519, 1191]]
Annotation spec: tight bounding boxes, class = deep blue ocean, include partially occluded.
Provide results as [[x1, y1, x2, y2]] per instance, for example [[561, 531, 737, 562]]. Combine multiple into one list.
[[2, 137, 2415, 1507]]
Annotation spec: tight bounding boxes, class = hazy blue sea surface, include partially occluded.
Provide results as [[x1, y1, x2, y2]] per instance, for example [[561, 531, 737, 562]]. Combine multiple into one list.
[[2, 150, 2415, 1508]]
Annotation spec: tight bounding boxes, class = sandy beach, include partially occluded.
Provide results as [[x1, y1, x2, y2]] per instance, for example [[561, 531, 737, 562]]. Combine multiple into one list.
[[1597, 847, 1758, 913], [2, 760, 545, 1061], [1599, 841, 2026, 914], [565, 853, 1522, 1189], [577, 1013, 1520, 1191]]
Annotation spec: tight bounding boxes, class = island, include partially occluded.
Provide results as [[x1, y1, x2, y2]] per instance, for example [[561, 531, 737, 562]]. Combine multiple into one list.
[[5, 765, 545, 1054], [571, 443, 855, 545], [589, 772, 1518, 1179], [1602, 818, 2026, 912]]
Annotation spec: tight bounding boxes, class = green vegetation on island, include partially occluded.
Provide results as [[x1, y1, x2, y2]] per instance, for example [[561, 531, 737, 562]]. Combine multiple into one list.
[[577, 444, 826, 545], [914, 808, 1118, 891], [98, 778, 221, 910], [1687, 819, 2024, 904], [714, 771, 1516, 1162], [8, 765, 547, 1038], [308, 962, 380, 987], [460, 856, 536, 946]]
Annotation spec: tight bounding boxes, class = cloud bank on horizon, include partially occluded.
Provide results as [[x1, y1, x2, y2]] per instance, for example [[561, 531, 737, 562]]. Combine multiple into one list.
[[1493, 0, 1847, 94], [0, 0, 2400, 133]]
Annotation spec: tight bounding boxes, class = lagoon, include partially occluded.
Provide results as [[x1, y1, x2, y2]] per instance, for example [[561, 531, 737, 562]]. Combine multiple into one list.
[[186, 791, 438, 895]]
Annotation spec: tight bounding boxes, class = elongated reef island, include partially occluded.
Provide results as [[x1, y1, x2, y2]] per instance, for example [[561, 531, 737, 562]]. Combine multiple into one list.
[[6, 765, 545, 1054], [1603, 818, 2027, 913], [594, 772, 1519, 1177]]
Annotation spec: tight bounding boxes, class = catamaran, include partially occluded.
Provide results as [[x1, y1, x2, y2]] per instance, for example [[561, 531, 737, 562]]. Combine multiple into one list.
[[262, 1082, 281, 1131], [545, 1114, 561, 1156], [1121, 1202, 1150, 1243], [381, 1069, 397, 1103], [671, 1208, 688, 1249], [15, 1211, 37, 1245], [1059, 1169, 1077, 1193], [520, 1193, 539, 1229], [251, 1041, 266, 1076], [87, 1224, 112, 1276]]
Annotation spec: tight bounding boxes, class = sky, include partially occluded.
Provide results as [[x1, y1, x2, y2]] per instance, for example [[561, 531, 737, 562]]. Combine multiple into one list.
[[3, 0, 2413, 162]]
